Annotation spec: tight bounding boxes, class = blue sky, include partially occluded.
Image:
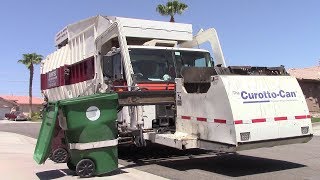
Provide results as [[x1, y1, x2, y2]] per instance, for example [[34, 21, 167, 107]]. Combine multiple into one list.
[[0, 0, 319, 97]]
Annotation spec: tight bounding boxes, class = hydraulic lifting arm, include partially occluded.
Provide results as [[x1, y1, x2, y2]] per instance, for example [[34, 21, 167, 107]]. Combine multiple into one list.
[[180, 28, 226, 67]]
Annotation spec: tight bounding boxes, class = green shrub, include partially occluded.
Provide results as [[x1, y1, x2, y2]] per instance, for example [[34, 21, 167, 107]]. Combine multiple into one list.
[[311, 117, 320, 123], [31, 112, 42, 121]]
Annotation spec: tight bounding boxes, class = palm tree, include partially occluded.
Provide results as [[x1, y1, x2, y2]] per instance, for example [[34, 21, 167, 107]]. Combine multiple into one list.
[[18, 53, 43, 117], [156, 0, 188, 22]]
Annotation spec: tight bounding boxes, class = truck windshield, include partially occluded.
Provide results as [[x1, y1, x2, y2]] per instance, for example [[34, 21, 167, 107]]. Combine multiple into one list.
[[129, 48, 212, 82]]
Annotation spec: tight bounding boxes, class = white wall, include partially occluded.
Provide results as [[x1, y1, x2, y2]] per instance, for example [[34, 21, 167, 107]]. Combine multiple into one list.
[[20, 104, 42, 116], [0, 107, 11, 119]]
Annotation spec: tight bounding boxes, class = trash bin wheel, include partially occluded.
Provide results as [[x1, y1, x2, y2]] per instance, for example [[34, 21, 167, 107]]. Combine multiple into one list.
[[76, 159, 96, 178], [52, 148, 68, 163], [67, 160, 76, 171], [48, 153, 53, 160]]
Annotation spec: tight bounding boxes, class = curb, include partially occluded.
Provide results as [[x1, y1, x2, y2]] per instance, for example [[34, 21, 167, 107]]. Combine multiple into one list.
[[0, 120, 41, 124], [312, 122, 320, 128]]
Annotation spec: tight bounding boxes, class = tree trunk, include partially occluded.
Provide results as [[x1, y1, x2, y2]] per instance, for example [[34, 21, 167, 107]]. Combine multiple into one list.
[[29, 63, 33, 118], [170, 15, 175, 22]]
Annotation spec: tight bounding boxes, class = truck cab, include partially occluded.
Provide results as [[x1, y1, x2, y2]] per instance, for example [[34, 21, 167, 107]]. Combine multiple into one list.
[[102, 45, 213, 91]]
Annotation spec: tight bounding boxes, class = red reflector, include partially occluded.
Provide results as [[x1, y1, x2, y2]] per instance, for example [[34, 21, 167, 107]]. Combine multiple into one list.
[[234, 120, 243, 124], [181, 116, 191, 120], [306, 115, 311, 118], [295, 115, 307, 119], [252, 118, 266, 123], [214, 119, 226, 124], [197, 117, 207, 122], [274, 117, 288, 121]]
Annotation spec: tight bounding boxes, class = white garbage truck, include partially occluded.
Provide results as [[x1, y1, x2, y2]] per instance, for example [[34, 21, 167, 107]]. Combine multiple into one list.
[[41, 15, 313, 152]]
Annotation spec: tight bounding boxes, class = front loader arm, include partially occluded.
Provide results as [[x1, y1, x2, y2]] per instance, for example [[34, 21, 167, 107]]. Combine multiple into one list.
[[180, 28, 226, 67]]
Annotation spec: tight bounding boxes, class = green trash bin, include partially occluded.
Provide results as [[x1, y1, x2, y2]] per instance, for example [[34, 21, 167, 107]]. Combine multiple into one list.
[[59, 93, 118, 178]]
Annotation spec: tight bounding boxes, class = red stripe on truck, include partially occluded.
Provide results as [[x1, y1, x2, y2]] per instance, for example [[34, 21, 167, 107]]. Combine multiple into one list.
[[214, 119, 227, 124], [181, 116, 191, 120], [41, 56, 95, 90], [137, 83, 175, 91], [181, 115, 309, 123], [274, 117, 288, 121], [197, 117, 207, 122], [252, 118, 266, 123], [234, 120, 243, 124], [295, 115, 307, 119]]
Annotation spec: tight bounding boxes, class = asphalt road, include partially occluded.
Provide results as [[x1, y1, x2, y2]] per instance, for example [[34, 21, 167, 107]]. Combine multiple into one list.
[[1, 121, 320, 180], [0, 121, 41, 138]]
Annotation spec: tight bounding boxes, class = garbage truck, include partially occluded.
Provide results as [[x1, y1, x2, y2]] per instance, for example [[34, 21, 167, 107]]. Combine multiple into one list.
[[35, 15, 313, 177]]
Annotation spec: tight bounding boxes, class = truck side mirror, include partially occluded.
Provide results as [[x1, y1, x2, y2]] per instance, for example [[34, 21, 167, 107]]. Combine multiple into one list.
[[210, 57, 215, 67], [103, 56, 113, 78], [102, 52, 123, 80]]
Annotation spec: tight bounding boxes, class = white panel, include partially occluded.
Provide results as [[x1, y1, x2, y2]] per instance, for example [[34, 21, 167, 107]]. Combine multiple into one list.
[[42, 45, 70, 73], [117, 17, 193, 41], [84, 27, 95, 58], [79, 36, 83, 60], [122, 26, 192, 41], [54, 50, 60, 68], [223, 76, 309, 122], [222, 75, 312, 143], [74, 38, 78, 63], [176, 75, 312, 146], [175, 78, 236, 145], [142, 106, 156, 129], [69, 40, 74, 65], [48, 54, 54, 73]]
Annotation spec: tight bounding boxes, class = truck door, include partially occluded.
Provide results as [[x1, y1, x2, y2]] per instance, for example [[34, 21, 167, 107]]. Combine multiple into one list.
[[102, 52, 126, 91]]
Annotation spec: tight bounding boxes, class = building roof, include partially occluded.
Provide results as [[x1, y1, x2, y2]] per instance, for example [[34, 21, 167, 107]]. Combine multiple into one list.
[[0, 97, 18, 108], [288, 66, 320, 81], [0, 96, 44, 105]]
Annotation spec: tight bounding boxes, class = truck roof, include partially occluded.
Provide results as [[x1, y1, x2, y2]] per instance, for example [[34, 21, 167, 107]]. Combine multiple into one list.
[[55, 15, 193, 47], [128, 45, 209, 53]]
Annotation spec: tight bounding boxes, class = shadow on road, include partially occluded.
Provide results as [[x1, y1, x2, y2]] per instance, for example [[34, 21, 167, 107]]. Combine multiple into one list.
[[36, 168, 128, 179], [157, 154, 305, 177], [119, 144, 305, 177], [0, 122, 41, 138], [98, 169, 128, 177], [36, 169, 74, 180]]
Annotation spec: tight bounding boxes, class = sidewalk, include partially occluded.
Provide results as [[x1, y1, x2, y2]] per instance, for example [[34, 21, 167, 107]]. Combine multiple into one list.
[[0, 119, 40, 123], [313, 122, 320, 136], [0, 131, 167, 180]]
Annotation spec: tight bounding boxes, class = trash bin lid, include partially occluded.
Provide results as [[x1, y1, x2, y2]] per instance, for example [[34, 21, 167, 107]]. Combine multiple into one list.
[[33, 103, 59, 164], [59, 93, 118, 106]]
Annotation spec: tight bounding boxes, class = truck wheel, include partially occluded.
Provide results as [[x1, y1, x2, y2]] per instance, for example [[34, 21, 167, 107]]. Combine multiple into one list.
[[67, 161, 76, 171], [52, 148, 68, 163], [76, 159, 95, 178]]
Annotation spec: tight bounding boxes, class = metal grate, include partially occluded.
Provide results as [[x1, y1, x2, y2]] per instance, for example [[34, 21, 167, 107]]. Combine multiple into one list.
[[301, 126, 309, 135], [240, 132, 251, 141]]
